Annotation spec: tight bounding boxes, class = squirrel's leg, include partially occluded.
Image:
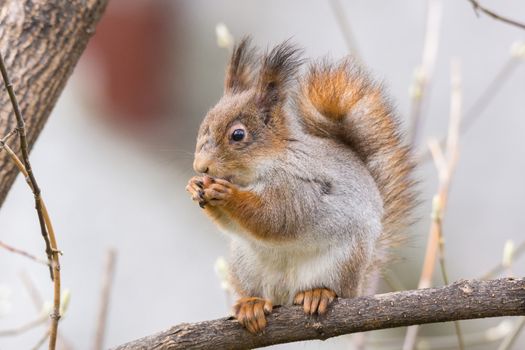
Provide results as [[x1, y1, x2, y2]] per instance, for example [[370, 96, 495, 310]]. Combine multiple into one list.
[[190, 176, 276, 333], [233, 297, 273, 334], [293, 288, 336, 315], [230, 254, 274, 333], [198, 177, 295, 241]]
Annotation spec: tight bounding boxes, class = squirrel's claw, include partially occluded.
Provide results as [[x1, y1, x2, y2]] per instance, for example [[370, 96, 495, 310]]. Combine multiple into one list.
[[294, 288, 336, 315], [201, 180, 234, 206], [186, 176, 208, 208], [233, 297, 272, 334], [187, 176, 235, 208]]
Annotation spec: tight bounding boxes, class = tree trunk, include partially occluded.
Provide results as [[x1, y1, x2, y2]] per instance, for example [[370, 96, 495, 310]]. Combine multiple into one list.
[[0, 0, 109, 207]]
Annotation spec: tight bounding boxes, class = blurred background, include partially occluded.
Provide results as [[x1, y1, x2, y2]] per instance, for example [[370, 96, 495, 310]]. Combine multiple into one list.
[[0, 0, 524, 349]]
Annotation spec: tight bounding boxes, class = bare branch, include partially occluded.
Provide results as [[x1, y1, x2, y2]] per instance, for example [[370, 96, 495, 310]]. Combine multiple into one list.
[[0, 240, 49, 266], [31, 330, 50, 350], [20, 272, 44, 310], [112, 278, 525, 350], [93, 249, 118, 350], [483, 240, 525, 280], [0, 51, 54, 279], [0, 140, 62, 350], [467, 0, 525, 31], [498, 317, 525, 350], [0, 3, 109, 349], [329, 0, 362, 63], [404, 59, 465, 350], [417, 54, 523, 164], [409, 0, 443, 147], [0, 314, 47, 337]]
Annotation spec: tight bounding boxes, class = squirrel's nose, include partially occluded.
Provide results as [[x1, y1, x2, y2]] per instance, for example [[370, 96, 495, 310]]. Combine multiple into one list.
[[193, 157, 210, 174]]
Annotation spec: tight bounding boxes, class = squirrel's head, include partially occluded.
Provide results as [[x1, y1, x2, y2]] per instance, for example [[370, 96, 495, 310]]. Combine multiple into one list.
[[193, 38, 302, 185]]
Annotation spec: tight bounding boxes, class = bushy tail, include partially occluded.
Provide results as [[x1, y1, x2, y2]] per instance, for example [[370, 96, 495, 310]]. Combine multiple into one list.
[[297, 59, 416, 256]]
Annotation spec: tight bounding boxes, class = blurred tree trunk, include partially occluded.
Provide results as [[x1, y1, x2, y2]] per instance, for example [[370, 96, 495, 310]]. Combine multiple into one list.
[[0, 0, 109, 207]]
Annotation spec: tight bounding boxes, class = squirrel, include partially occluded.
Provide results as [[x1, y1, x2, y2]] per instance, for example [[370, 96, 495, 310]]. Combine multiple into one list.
[[186, 37, 415, 334]]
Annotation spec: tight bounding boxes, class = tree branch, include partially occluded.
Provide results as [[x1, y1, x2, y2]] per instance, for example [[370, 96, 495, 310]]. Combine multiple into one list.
[[93, 249, 118, 350], [0, 2, 109, 349], [0, 239, 49, 266], [467, 0, 525, 31], [112, 278, 525, 350]]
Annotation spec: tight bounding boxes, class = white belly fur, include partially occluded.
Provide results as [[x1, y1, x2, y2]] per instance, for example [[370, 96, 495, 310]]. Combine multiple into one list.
[[230, 236, 350, 305]]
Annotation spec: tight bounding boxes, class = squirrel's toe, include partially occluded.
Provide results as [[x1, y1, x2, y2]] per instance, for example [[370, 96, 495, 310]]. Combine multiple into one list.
[[294, 288, 336, 315], [233, 297, 272, 334]]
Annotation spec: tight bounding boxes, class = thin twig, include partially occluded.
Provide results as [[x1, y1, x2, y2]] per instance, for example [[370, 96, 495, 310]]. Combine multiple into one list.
[[93, 249, 117, 350], [0, 143, 61, 350], [458, 57, 519, 139], [0, 240, 49, 266], [19, 272, 74, 350], [41, 202, 61, 350], [0, 128, 17, 145], [0, 314, 48, 337], [441, 59, 465, 350], [482, 240, 525, 279], [329, 0, 362, 63], [497, 317, 525, 350], [409, 0, 443, 147], [467, 0, 525, 31], [20, 271, 45, 310], [417, 56, 522, 163], [428, 141, 450, 284], [0, 51, 54, 278], [31, 330, 50, 350], [403, 59, 465, 350], [0, 50, 62, 350]]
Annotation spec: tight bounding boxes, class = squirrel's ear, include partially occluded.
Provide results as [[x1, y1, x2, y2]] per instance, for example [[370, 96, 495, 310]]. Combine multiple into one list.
[[255, 40, 302, 122], [224, 37, 257, 94]]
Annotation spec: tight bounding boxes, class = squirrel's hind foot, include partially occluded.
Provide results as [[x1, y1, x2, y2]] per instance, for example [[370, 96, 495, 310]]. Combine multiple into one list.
[[233, 297, 273, 334], [294, 288, 336, 315]]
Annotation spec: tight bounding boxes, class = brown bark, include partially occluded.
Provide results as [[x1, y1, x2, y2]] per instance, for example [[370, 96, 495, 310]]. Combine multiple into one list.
[[0, 0, 109, 207], [113, 278, 525, 350]]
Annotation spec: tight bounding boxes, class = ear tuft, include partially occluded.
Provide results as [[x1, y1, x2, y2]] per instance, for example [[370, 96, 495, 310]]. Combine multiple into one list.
[[255, 40, 303, 111], [225, 36, 257, 93]]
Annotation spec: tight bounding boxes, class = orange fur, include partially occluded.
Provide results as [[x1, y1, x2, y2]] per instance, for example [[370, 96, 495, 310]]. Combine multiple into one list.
[[293, 288, 336, 315], [221, 187, 296, 243], [187, 175, 295, 243], [233, 297, 272, 334], [305, 60, 367, 121]]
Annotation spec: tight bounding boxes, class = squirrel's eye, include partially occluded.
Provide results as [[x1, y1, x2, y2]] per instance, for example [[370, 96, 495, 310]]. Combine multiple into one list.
[[231, 129, 245, 142]]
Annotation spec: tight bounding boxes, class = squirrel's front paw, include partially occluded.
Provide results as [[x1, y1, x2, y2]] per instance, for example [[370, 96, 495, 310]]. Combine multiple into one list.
[[186, 176, 235, 208], [233, 297, 273, 334], [185, 176, 207, 208], [294, 288, 336, 315], [201, 177, 234, 207]]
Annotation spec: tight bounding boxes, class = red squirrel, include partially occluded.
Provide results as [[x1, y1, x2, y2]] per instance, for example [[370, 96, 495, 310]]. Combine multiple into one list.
[[186, 38, 415, 333]]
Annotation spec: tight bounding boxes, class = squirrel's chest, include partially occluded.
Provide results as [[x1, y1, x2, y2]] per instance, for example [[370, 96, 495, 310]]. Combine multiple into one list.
[[231, 239, 349, 305]]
